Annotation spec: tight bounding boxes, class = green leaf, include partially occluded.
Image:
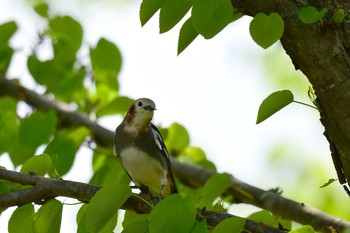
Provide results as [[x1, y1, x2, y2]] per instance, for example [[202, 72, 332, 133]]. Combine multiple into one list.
[[0, 97, 18, 154], [181, 146, 216, 170], [0, 21, 18, 44], [298, 7, 327, 24], [202, 173, 231, 206], [20, 111, 56, 151], [78, 203, 119, 233], [320, 178, 338, 188], [248, 210, 274, 226], [190, 220, 208, 233], [27, 56, 56, 87], [164, 122, 190, 154], [90, 155, 130, 186], [178, 18, 199, 55], [90, 38, 122, 90], [140, 0, 167, 26], [11, 111, 56, 165], [333, 9, 345, 23], [8, 204, 35, 233], [191, 0, 233, 39], [34, 3, 49, 18], [0, 44, 14, 73], [96, 96, 134, 118], [122, 211, 150, 233], [45, 128, 88, 176], [50, 16, 83, 53], [159, 0, 193, 33], [77, 204, 89, 233], [33, 199, 63, 233], [256, 90, 294, 124], [249, 13, 284, 49], [21, 153, 54, 176], [289, 225, 316, 233], [0, 21, 17, 73], [84, 184, 131, 232], [55, 67, 87, 103], [149, 194, 196, 233], [212, 217, 245, 233]]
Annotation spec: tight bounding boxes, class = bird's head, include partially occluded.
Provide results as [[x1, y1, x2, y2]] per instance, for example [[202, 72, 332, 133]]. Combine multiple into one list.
[[124, 98, 156, 129]]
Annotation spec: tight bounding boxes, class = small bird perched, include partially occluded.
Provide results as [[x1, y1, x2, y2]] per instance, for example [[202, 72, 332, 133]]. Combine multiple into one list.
[[113, 98, 178, 196]]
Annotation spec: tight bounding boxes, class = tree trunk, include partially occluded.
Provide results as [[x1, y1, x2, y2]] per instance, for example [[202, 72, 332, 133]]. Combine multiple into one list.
[[233, 0, 350, 193]]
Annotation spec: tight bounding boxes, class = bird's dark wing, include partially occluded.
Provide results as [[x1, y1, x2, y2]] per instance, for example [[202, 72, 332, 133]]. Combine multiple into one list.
[[151, 123, 178, 194]]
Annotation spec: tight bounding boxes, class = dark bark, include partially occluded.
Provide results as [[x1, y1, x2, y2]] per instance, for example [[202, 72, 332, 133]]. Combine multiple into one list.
[[232, 0, 350, 194]]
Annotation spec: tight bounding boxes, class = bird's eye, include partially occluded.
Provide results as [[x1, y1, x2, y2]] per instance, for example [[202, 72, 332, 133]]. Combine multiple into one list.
[[138, 102, 143, 107]]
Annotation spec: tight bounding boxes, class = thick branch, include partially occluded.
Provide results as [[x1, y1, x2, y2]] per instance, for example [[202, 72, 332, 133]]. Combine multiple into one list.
[[0, 76, 349, 232], [0, 169, 285, 233]]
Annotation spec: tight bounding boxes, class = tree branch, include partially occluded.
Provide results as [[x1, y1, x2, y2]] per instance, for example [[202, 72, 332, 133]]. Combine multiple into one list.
[[0, 76, 349, 232], [0, 169, 285, 233]]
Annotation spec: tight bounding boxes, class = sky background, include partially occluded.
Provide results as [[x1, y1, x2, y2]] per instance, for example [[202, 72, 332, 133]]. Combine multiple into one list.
[[0, 0, 347, 232]]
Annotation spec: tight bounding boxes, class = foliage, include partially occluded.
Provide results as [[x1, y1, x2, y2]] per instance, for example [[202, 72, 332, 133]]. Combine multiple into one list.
[[0, 1, 348, 233], [256, 90, 294, 124], [298, 6, 327, 24], [0, 3, 245, 232]]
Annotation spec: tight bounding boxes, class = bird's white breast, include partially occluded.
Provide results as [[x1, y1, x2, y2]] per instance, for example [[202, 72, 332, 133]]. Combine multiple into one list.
[[120, 147, 167, 192]]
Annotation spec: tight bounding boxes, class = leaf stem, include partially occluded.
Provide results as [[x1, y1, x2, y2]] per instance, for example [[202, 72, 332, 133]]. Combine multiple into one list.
[[293, 100, 319, 110]]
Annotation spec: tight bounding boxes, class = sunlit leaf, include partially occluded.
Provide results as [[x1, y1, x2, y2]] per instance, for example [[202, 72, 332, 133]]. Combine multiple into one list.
[[90, 155, 130, 186], [122, 211, 150, 233], [191, 0, 233, 39], [33, 199, 63, 233], [20, 111, 56, 150], [84, 184, 131, 232], [149, 194, 196, 233], [77, 204, 89, 233], [212, 217, 245, 233], [249, 13, 284, 49], [0, 97, 18, 154], [178, 18, 199, 55], [12, 111, 56, 165], [0, 21, 18, 44], [90, 38, 122, 90], [248, 210, 274, 226], [96, 96, 134, 118], [8, 204, 34, 233], [160, 0, 193, 33], [164, 122, 190, 154], [50, 16, 83, 52], [256, 90, 294, 124], [34, 3, 49, 18], [140, 0, 167, 26], [21, 153, 54, 176], [202, 173, 231, 206], [45, 127, 88, 176]]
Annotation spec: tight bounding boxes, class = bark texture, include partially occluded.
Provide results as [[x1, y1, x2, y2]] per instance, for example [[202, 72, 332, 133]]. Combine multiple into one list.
[[232, 0, 350, 193]]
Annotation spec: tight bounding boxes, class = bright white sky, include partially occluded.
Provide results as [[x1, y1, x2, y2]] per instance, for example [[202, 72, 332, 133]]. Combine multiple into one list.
[[0, 0, 343, 232]]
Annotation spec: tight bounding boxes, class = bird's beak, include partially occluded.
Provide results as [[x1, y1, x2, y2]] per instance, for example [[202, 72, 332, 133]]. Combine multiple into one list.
[[144, 105, 156, 111]]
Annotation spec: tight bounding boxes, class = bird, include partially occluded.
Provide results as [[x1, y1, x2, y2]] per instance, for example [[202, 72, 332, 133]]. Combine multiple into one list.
[[113, 98, 178, 197]]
